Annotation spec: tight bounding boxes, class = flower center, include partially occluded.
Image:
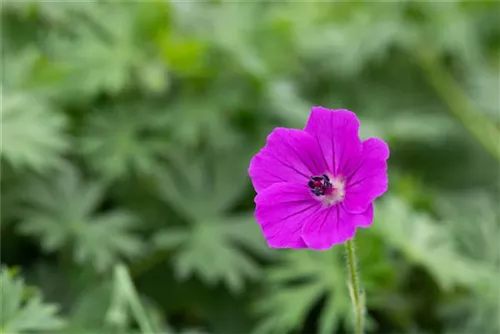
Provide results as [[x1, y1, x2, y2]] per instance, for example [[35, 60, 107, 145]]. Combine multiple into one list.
[[308, 174, 332, 196], [308, 174, 345, 206]]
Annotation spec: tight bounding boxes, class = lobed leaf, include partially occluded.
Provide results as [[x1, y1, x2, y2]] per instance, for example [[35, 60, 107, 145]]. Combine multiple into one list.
[[0, 267, 66, 333]]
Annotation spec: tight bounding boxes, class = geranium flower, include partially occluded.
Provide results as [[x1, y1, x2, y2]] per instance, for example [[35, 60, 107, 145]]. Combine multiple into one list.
[[248, 107, 389, 250]]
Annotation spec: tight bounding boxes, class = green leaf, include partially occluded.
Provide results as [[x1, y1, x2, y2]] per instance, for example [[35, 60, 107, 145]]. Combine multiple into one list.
[[113, 265, 157, 334], [158, 31, 208, 75], [156, 151, 268, 291], [1, 47, 39, 88], [4, 1, 97, 24], [74, 212, 145, 272], [157, 149, 251, 220], [265, 80, 312, 127], [1, 89, 68, 170], [47, 2, 168, 96], [373, 196, 492, 291], [162, 90, 244, 150], [436, 192, 500, 334], [253, 223, 410, 334], [64, 267, 168, 334], [79, 105, 168, 180], [0, 267, 66, 333], [169, 2, 267, 77], [63, 280, 116, 334], [289, 2, 408, 77], [361, 112, 459, 144], [465, 62, 500, 122], [417, 48, 500, 161], [413, 2, 484, 66], [155, 215, 272, 293], [18, 165, 144, 272], [253, 250, 351, 334]]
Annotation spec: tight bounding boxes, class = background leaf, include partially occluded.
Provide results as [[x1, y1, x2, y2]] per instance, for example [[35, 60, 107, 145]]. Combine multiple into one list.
[[17, 165, 144, 272], [155, 215, 272, 293], [0, 267, 66, 333], [1, 90, 68, 170]]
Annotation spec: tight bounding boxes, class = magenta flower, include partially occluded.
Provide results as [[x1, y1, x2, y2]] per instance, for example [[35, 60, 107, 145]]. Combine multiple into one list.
[[248, 107, 389, 250]]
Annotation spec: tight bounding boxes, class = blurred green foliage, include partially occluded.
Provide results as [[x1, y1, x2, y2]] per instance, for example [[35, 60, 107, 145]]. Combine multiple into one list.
[[1, 1, 499, 333]]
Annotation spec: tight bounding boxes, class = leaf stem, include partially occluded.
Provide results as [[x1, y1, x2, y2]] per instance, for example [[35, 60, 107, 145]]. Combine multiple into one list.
[[115, 264, 156, 334], [417, 50, 500, 161], [345, 238, 364, 334]]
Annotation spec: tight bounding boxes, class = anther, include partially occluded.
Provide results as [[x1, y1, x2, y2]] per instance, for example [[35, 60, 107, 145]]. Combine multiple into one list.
[[308, 174, 332, 197]]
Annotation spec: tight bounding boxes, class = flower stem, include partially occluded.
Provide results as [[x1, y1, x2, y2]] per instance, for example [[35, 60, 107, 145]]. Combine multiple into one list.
[[115, 264, 156, 334], [345, 238, 364, 334], [416, 50, 500, 161]]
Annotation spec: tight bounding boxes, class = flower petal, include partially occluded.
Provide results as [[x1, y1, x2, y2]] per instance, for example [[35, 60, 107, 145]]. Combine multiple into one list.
[[254, 182, 321, 249], [301, 204, 361, 250], [248, 127, 327, 193], [347, 202, 374, 228], [304, 107, 362, 177], [344, 138, 389, 213]]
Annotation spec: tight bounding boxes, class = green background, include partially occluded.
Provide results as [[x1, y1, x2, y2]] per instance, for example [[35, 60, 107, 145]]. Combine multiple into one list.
[[1, 1, 499, 333]]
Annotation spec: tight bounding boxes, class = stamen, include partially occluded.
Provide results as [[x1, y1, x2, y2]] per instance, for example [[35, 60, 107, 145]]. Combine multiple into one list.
[[308, 174, 345, 206], [308, 174, 332, 197]]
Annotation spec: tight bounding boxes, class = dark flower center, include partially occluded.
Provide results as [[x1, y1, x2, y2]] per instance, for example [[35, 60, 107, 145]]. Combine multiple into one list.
[[308, 174, 332, 197]]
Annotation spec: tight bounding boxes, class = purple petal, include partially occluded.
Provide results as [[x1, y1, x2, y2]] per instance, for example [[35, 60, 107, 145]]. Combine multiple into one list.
[[254, 182, 321, 249], [348, 202, 374, 228], [344, 138, 390, 213], [304, 107, 362, 177], [301, 204, 364, 250], [248, 127, 327, 193]]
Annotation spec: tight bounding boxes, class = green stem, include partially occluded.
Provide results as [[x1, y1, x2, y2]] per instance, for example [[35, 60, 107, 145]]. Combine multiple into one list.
[[115, 264, 156, 334], [417, 50, 500, 161], [345, 238, 364, 334]]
